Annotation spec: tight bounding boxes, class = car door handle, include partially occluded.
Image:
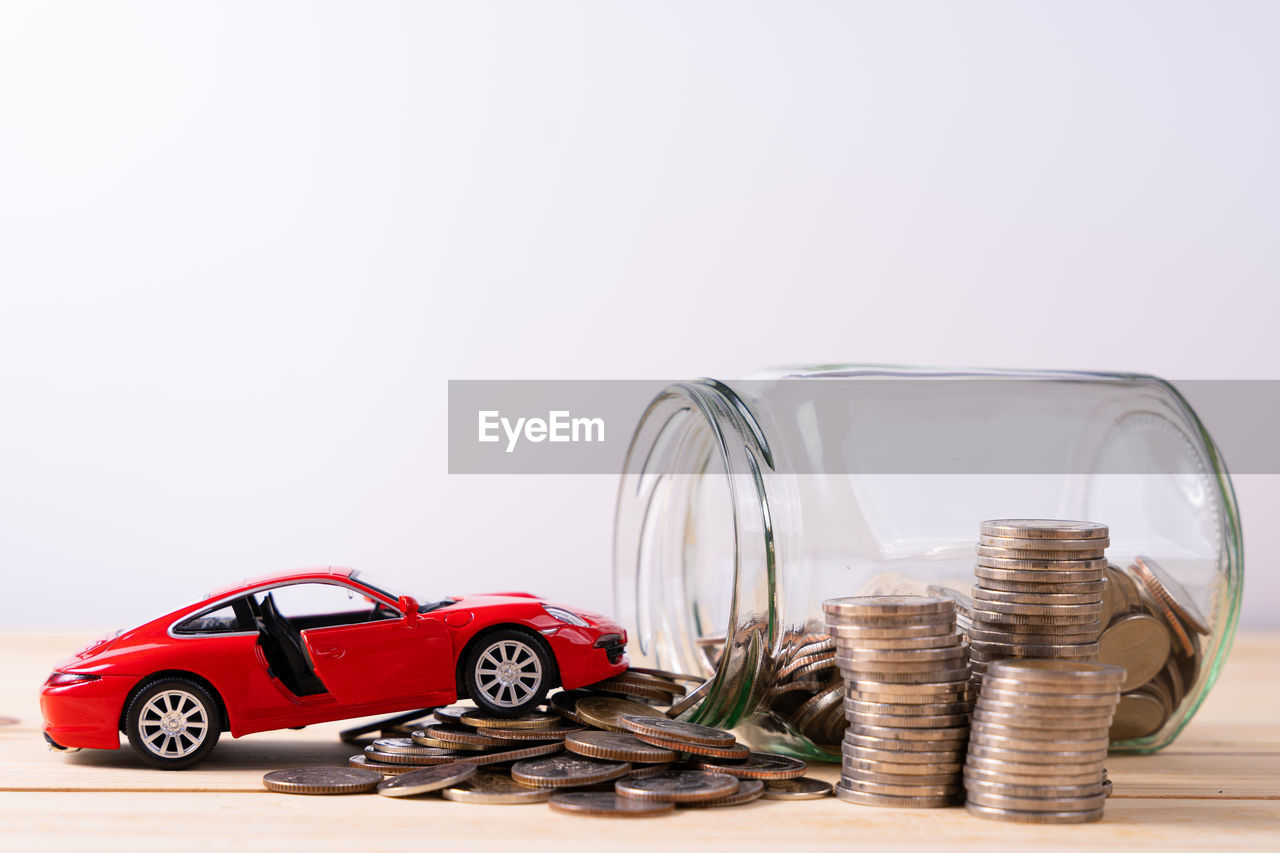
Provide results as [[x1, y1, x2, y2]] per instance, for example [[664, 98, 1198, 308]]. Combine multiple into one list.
[[312, 646, 345, 660]]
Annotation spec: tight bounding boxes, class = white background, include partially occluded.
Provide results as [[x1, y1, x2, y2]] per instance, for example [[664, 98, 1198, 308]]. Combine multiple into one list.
[[1, 2, 1276, 634]]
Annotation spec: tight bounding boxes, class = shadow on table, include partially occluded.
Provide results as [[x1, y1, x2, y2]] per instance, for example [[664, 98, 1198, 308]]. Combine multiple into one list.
[[63, 734, 363, 772]]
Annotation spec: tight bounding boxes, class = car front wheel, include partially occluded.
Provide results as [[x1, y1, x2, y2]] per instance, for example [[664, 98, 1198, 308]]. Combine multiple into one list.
[[464, 630, 552, 716], [125, 677, 222, 769]]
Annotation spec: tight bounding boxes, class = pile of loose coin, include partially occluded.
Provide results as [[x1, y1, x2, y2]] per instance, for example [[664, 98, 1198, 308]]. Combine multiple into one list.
[[824, 595, 973, 808], [967, 519, 1110, 686], [262, 667, 832, 814], [964, 659, 1123, 823], [1100, 555, 1209, 742]]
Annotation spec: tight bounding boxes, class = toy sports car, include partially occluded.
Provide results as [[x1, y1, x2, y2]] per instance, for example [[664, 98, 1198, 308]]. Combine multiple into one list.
[[40, 567, 627, 769]]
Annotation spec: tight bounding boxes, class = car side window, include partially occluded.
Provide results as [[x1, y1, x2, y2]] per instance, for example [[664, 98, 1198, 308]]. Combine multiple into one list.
[[255, 582, 395, 630], [174, 602, 251, 635]]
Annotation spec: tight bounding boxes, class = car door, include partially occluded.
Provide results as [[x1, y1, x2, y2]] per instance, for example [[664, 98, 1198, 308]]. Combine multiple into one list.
[[275, 583, 453, 705]]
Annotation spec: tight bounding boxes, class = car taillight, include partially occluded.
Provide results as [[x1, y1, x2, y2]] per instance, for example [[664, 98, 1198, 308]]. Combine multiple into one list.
[[45, 672, 101, 687]]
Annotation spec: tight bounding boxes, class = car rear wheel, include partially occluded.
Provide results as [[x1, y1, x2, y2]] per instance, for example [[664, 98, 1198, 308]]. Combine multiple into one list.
[[464, 630, 552, 716], [125, 677, 221, 770]]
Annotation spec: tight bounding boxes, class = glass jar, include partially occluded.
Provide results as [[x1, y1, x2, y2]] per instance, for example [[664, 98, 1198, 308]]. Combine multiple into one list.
[[613, 367, 1242, 760]]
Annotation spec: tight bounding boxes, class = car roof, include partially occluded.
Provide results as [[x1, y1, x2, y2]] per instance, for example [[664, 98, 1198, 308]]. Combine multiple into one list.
[[203, 566, 359, 601]]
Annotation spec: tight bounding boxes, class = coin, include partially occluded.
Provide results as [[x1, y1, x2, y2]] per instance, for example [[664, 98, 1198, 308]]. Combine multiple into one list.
[[983, 577, 1108, 594], [635, 733, 750, 761], [412, 733, 489, 751], [262, 767, 382, 795], [976, 557, 1108, 574], [347, 754, 418, 775], [665, 678, 713, 719], [847, 711, 970, 729], [364, 745, 467, 765], [617, 715, 736, 748], [485, 724, 586, 742], [968, 642, 1100, 660], [965, 802, 1104, 823], [683, 778, 765, 808], [615, 770, 740, 803], [844, 698, 971, 717], [1131, 556, 1210, 635], [458, 742, 564, 766], [834, 782, 958, 808], [970, 606, 1102, 625], [842, 778, 961, 798], [845, 745, 967, 765], [548, 791, 676, 817], [822, 595, 954, 618], [459, 709, 561, 730], [761, 777, 833, 800], [564, 730, 679, 763], [826, 622, 957, 640], [440, 769, 554, 804], [985, 659, 1125, 686], [972, 587, 1104, 606], [844, 767, 961, 787], [972, 708, 1112, 730], [966, 743, 1109, 764], [510, 754, 632, 788], [1098, 612, 1172, 690], [575, 697, 666, 732], [836, 646, 967, 664], [834, 632, 966, 651], [969, 731, 1110, 752], [376, 762, 478, 797], [965, 765, 1105, 787], [371, 737, 460, 756], [1109, 690, 1169, 740], [977, 545, 1107, 562], [433, 706, 470, 725], [963, 778, 1104, 799], [979, 534, 1111, 552], [691, 752, 807, 780], [548, 689, 597, 725], [966, 789, 1106, 812], [849, 722, 969, 742], [593, 678, 682, 703], [981, 519, 1109, 540]]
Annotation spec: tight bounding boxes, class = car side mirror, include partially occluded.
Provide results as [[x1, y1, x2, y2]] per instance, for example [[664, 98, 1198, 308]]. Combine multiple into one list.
[[398, 595, 419, 618]]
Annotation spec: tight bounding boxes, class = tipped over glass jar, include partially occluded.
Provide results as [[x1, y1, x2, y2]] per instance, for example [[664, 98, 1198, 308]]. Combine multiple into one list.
[[612, 367, 1242, 761]]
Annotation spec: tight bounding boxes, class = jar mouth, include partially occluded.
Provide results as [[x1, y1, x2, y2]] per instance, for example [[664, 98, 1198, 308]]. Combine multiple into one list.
[[613, 381, 776, 728]]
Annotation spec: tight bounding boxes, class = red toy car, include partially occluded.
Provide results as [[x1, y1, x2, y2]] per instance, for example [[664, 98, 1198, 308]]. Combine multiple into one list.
[[41, 567, 627, 769]]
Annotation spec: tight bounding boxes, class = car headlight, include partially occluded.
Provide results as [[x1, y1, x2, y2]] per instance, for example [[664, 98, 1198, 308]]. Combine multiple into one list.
[[45, 672, 101, 687], [543, 605, 589, 627]]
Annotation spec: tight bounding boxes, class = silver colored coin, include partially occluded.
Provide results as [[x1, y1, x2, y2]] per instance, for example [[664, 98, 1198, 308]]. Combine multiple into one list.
[[845, 757, 963, 777], [976, 557, 1108, 574], [849, 723, 969, 742], [976, 545, 1107, 562], [376, 762, 478, 797], [971, 708, 1112, 731], [970, 731, 1110, 752], [963, 778, 1104, 799], [972, 587, 1104, 606], [983, 660, 1124, 685], [347, 754, 418, 775], [966, 743, 1109, 764], [963, 758, 1107, 779], [836, 646, 967, 664], [844, 767, 960, 787], [441, 769, 554, 804], [833, 782, 958, 808], [847, 711, 969, 729], [691, 751, 807, 780], [980, 520, 1110, 540], [822, 595, 954, 618], [459, 742, 565, 767], [834, 632, 965, 651], [548, 791, 676, 817], [1109, 690, 1169, 740], [845, 732, 968, 753], [371, 737, 462, 756], [682, 778, 765, 808], [761, 777, 833, 800], [664, 678, 713, 719], [965, 802, 1104, 823], [964, 765, 1105, 787], [844, 698, 971, 717], [979, 534, 1111, 552], [364, 745, 467, 766], [433, 706, 470, 726], [838, 665, 971, 684], [845, 745, 968, 765], [262, 767, 382, 795], [413, 725, 507, 747], [980, 577, 1108, 594], [965, 789, 1107, 812], [842, 778, 961, 798], [970, 606, 1102, 625], [826, 622, 957, 640], [510, 754, 632, 788], [975, 688, 1119, 709], [614, 770, 740, 803]]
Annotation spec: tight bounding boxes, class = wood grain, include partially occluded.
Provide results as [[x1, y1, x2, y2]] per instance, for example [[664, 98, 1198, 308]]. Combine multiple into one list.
[[2, 632, 1276, 850]]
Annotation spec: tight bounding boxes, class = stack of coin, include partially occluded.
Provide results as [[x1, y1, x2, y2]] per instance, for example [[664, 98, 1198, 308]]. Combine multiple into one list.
[[1101, 556, 1210, 742], [824, 595, 971, 808], [964, 659, 1123, 823], [969, 520, 1110, 686]]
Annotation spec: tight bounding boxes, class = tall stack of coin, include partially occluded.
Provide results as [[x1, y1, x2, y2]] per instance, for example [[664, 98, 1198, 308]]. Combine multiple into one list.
[[964, 659, 1123, 823], [824, 595, 971, 808], [969, 520, 1110, 686]]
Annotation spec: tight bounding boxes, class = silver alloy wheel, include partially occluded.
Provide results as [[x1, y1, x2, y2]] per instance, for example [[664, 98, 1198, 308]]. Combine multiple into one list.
[[475, 639, 544, 708], [138, 689, 209, 759]]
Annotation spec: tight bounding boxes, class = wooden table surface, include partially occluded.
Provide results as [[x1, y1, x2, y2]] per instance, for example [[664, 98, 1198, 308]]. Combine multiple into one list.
[[2, 632, 1276, 851]]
